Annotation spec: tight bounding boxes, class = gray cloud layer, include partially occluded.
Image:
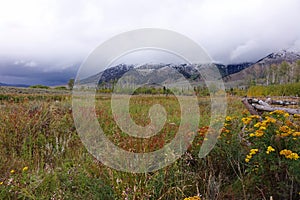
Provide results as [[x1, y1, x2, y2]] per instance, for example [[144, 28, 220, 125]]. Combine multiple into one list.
[[0, 0, 300, 85], [0, 57, 78, 85]]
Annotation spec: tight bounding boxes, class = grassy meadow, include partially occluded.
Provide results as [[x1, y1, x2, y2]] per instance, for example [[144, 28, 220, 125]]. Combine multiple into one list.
[[0, 88, 299, 199]]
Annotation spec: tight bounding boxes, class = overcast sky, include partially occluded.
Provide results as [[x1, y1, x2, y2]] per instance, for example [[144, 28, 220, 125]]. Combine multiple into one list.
[[1, 0, 300, 85]]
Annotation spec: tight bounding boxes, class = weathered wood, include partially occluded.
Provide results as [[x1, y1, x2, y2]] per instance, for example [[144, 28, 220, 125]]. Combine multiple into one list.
[[242, 98, 300, 115], [251, 104, 300, 114], [265, 97, 298, 106], [272, 100, 297, 106], [265, 98, 298, 106], [258, 99, 270, 107], [241, 98, 260, 115]]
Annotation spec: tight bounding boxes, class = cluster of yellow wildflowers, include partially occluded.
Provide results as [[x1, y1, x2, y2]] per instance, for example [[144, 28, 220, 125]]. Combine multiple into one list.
[[216, 115, 236, 142], [245, 148, 259, 163], [242, 115, 260, 125], [263, 116, 277, 124], [266, 146, 275, 154], [241, 110, 299, 197], [249, 130, 264, 137], [279, 149, 299, 160], [198, 126, 209, 136], [244, 110, 299, 163], [278, 125, 294, 137], [270, 110, 288, 116], [270, 110, 300, 139], [247, 115, 278, 138], [221, 116, 232, 135], [242, 117, 251, 125], [270, 110, 291, 120], [253, 117, 274, 128], [184, 196, 201, 200], [293, 132, 300, 137]]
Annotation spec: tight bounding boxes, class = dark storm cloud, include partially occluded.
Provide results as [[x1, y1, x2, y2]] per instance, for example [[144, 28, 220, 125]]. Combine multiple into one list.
[[0, 59, 78, 85]]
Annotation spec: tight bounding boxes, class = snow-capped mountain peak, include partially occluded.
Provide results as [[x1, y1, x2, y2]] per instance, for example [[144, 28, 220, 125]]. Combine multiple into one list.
[[256, 50, 300, 64]]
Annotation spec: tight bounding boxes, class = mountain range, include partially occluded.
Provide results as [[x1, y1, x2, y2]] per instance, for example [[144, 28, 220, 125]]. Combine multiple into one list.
[[79, 50, 300, 88], [1, 50, 300, 88]]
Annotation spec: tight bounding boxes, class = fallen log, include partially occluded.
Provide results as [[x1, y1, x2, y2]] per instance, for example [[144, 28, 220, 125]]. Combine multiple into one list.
[[241, 98, 260, 115], [252, 104, 300, 114], [242, 98, 300, 115], [265, 98, 298, 106]]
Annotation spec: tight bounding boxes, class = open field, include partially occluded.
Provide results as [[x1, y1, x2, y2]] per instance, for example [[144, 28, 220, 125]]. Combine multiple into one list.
[[0, 87, 299, 199]]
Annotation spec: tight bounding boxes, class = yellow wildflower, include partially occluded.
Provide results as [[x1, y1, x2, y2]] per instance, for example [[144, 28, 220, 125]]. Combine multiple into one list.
[[266, 146, 275, 154], [242, 117, 252, 125], [255, 130, 264, 137], [271, 110, 285, 115], [279, 126, 290, 133], [224, 129, 230, 133], [280, 133, 290, 137], [250, 149, 259, 155], [225, 116, 232, 121], [284, 113, 290, 118], [292, 132, 300, 137], [254, 122, 261, 128], [259, 126, 266, 131], [265, 116, 276, 124], [184, 196, 201, 200], [280, 149, 292, 156], [22, 166, 28, 172], [251, 115, 261, 119], [294, 114, 300, 118], [245, 149, 258, 163], [10, 169, 15, 174], [286, 153, 299, 160], [260, 121, 267, 127], [0, 181, 3, 185], [249, 133, 255, 137]]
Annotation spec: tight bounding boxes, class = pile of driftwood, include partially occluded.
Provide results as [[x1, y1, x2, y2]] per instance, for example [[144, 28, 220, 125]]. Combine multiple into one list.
[[242, 97, 300, 115]]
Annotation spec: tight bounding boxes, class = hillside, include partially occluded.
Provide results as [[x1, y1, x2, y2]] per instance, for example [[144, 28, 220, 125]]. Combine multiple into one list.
[[224, 50, 300, 87]]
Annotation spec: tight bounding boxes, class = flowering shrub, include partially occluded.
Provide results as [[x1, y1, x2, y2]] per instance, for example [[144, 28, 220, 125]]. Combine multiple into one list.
[[242, 110, 300, 199]]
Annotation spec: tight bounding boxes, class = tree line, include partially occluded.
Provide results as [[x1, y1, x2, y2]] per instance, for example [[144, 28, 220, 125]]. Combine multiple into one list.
[[263, 60, 300, 85]]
